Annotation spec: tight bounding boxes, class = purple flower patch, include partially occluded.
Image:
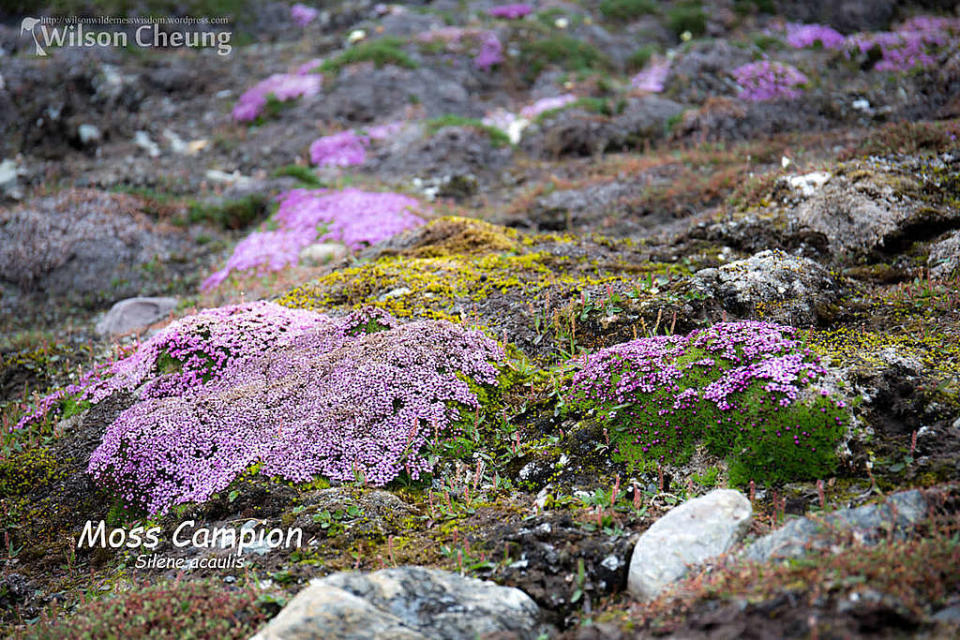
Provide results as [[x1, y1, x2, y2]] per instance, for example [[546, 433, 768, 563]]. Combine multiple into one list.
[[75, 302, 504, 515], [475, 32, 504, 70], [845, 17, 959, 71], [201, 189, 426, 290], [567, 321, 849, 485], [731, 61, 808, 102], [630, 57, 671, 93], [291, 3, 319, 27], [489, 4, 533, 20], [309, 130, 370, 167], [785, 23, 845, 50], [232, 73, 323, 123]]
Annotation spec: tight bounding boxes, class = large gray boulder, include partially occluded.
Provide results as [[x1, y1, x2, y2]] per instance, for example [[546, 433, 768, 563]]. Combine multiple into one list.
[[628, 489, 752, 601], [743, 489, 929, 563], [251, 567, 551, 640]]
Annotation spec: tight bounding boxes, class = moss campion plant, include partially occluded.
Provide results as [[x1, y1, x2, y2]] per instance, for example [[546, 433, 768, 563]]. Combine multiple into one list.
[[91, 304, 503, 514], [202, 188, 426, 290], [18, 303, 504, 515], [567, 321, 848, 485]]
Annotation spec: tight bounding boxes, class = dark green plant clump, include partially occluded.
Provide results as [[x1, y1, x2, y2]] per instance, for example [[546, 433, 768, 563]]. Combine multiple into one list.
[[425, 115, 512, 147], [667, 2, 707, 38], [599, 0, 658, 22], [321, 36, 418, 75], [187, 194, 269, 230], [519, 36, 612, 82]]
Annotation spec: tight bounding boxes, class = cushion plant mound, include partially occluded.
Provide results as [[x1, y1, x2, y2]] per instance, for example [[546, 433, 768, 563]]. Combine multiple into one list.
[[20, 302, 503, 515], [202, 188, 427, 291], [567, 321, 849, 485]]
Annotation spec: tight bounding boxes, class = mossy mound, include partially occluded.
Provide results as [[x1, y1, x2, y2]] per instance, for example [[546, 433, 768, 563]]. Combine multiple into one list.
[[279, 219, 703, 362], [370, 217, 522, 259], [566, 322, 851, 486]]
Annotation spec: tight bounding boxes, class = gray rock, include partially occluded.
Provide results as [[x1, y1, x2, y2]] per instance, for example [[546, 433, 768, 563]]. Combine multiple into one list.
[[521, 96, 684, 159], [95, 296, 179, 336], [774, 0, 896, 33], [628, 489, 752, 601], [665, 40, 752, 104], [932, 604, 960, 624], [744, 490, 928, 563], [365, 124, 512, 185], [692, 249, 840, 326], [250, 567, 550, 640], [315, 65, 480, 124], [793, 160, 959, 257], [928, 230, 960, 280]]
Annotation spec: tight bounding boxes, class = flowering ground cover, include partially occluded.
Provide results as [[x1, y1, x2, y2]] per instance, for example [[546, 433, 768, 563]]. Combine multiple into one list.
[[20, 302, 503, 515], [567, 321, 849, 485], [202, 188, 426, 290]]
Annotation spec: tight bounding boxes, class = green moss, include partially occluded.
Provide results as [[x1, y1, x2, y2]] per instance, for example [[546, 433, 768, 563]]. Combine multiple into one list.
[[277, 244, 625, 323], [186, 195, 269, 230], [271, 165, 326, 188], [0, 448, 62, 499], [750, 33, 785, 51], [321, 36, 418, 75], [424, 115, 511, 148], [667, 2, 707, 38], [598, 0, 657, 22], [733, 0, 775, 14], [519, 36, 611, 83], [628, 44, 658, 70]]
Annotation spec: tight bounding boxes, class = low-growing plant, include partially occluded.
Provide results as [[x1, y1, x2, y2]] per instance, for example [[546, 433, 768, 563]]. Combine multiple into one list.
[[424, 115, 512, 147], [187, 194, 269, 230], [518, 36, 611, 83], [25, 579, 275, 640], [321, 36, 418, 75], [21, 302, 505, 515], [628, 44, 658, 70], [566, 321, 850, 485], [666, 2, 707, 38], [598, 0, 657, 22], [271, 164, 326, 187]]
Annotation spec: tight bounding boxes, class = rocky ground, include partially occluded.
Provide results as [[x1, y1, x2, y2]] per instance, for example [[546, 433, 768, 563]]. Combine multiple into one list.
[[1, 1, 960, 638]]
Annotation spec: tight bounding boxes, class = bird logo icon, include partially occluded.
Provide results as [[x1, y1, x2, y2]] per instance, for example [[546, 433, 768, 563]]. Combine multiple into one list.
[[20, 17, 47, 56]]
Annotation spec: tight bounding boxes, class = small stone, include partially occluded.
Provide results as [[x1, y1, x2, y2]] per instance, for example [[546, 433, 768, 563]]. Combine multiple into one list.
[[628, 489, 752, 601], [0, 158, 23, 199], [932, 604, 960, 624], [95, 297, 179, 336], [134, 131, 160, 157], [692, 249, 839, 326], [928, 230, 960, 280], [77, 124, 101, 146], [379, 287, 411, 300], [299, 242, 348, 266], [781, 171, 831, 198]]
